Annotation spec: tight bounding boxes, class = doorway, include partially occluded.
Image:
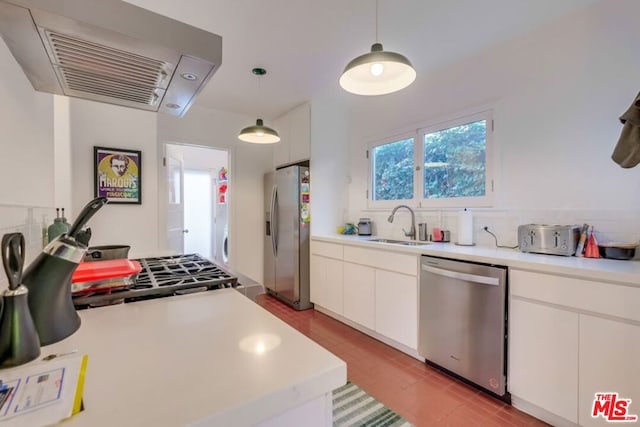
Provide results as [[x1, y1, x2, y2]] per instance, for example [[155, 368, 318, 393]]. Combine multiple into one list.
[[184, 169, 213, 257], [162, 143, 229, 264]]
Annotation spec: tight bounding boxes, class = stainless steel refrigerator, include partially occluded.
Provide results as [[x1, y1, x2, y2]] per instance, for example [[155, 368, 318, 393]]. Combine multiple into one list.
[[264, 165, 312, 310]]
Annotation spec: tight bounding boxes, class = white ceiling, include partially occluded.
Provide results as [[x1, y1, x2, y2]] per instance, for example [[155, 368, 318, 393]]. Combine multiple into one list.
[[125, 0, 600, 120]]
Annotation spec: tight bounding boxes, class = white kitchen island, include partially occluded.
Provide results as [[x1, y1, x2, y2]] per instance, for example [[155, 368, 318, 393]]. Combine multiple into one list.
[[41, 289, 346, 426]]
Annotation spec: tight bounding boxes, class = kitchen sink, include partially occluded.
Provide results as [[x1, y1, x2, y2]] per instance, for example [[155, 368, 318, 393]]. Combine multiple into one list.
[[367, 238, 430, 246]]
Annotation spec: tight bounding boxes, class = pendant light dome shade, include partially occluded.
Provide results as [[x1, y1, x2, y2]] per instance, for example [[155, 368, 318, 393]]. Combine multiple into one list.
[[340, 43, 416, 96], [238, 118, 280, 144], [238, 67, 280, 144]]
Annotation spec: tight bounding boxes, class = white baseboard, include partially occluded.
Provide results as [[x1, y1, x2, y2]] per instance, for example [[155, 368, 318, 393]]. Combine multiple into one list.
[[511, 395, 579, 427]]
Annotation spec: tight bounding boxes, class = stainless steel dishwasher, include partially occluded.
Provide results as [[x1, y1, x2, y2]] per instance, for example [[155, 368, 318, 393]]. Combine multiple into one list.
[[418, 255, 509, 400]]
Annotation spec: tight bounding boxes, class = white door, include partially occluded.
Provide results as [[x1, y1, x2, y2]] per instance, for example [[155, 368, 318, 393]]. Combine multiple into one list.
[[375, 269, 418, 349], [342, 262, 375, 330], [183, 169, 213, 258], [164, 144, 185, 254], [579, 315, 640, 427], [509, 298, 579, 423]]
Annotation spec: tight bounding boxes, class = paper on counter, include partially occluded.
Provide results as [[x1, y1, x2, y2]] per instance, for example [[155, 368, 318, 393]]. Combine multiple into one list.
[[0, 353, 87, 427]]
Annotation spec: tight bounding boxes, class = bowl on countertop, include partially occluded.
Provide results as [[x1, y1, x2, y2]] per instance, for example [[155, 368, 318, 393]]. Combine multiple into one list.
[[598, 243, 638, 260]]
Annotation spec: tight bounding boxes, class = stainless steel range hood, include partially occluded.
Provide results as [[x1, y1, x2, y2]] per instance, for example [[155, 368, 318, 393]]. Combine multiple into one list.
[[0, 0, 222, 117]]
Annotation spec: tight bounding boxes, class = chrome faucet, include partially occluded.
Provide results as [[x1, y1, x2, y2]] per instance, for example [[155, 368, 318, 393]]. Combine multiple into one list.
[[387, 205, 416, 240]]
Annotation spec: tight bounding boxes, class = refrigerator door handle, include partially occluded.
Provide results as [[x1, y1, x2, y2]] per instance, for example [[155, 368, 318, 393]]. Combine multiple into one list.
[[271, 185, 278, 257]]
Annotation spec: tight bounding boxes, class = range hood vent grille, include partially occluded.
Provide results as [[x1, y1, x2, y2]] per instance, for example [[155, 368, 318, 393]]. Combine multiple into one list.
[[45, 30, 168, 107], [0, 0, 223, 117]]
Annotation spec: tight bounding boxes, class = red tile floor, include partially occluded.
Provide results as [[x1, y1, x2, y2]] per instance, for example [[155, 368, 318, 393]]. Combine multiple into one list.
[[255, 294, 549, 427]]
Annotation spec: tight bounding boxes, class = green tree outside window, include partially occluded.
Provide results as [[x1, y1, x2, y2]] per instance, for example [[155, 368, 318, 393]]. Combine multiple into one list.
[[423, 120, 486, 199], [373, 138, 414, 200]]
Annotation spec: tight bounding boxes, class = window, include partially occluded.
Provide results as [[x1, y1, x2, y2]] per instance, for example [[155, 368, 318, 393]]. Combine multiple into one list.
[[371, 137, 414, 201], [368, 110, 493, 208], [422, 118, 486, 199]]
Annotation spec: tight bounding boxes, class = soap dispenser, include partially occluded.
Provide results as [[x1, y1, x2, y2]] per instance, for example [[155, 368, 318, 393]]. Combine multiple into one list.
[[48, 208, 69, 243]]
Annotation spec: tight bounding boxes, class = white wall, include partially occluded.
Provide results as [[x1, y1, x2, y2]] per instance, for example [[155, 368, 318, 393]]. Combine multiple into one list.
[[54, 96, 72, 212], [68, 98, 159, 257], [310, 90, 350, 235], [158, 106, 273, 283], [0, 38, 56, 285], [181, 145, 228, 171], [0, 39, 54, 208], [317, 0, 640, 245]]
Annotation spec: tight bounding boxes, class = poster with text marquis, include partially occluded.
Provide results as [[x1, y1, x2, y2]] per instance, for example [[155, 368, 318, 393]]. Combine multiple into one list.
[[94, 146, 142, 204]]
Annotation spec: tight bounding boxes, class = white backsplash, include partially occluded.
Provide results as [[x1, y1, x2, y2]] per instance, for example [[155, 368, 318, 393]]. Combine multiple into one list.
[[346, 208, 640, 250], [0, 205, 56, 290]]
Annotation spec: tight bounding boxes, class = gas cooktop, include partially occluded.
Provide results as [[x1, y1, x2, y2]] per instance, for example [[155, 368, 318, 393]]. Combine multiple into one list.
[[72, 254, 238, 309]]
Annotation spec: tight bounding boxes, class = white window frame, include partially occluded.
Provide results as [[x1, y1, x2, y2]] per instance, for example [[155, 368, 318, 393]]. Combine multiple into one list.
[[418, 109, 494, 209], [366, 108, 494, 210], [367, 131, 417, 209]]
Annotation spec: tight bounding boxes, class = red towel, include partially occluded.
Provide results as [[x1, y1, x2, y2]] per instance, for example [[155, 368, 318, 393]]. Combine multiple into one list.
[[584, 231, 600, 258]]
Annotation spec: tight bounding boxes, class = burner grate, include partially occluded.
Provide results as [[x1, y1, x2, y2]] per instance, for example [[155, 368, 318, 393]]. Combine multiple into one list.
[[72, 253, 237, 309]]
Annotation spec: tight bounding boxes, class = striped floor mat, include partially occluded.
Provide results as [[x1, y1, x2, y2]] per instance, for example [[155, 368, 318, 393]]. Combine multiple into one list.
[[332, 382, 413, 427]]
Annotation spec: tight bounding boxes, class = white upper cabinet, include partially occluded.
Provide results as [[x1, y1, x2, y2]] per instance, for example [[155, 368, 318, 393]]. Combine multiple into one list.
[[273, 113, 290, 168], [273, 102, 310, 168]]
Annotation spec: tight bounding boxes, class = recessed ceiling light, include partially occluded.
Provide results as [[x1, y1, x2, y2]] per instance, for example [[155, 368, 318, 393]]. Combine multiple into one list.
[[180, 72, 198, 81]]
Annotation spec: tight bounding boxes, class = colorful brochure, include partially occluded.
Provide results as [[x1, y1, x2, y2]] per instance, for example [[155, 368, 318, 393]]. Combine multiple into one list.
[[0, 353, 88, 426]]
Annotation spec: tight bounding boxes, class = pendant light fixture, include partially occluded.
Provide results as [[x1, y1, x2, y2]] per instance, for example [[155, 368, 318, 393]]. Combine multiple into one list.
[[339, 0, 416, 96], [238, 67, 280, 144]]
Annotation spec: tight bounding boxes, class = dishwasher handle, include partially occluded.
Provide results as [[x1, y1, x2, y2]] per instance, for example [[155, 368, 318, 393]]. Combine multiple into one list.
[[421, 264, 499, 286]]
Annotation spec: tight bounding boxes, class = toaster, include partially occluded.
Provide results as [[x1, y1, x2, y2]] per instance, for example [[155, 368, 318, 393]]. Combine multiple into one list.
[[517, 224, 580, 256], [357, 218, 372, 236]]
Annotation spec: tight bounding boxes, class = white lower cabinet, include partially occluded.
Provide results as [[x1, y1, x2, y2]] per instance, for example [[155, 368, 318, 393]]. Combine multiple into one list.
[[311, 239, 420, 355], [375, 270, 417, 349], [342, 262, 375, 330], [310, 254, 343, 315], [579, 315, 640, 427], [509, 268, 640, 426], [509, 298, 579, 423]]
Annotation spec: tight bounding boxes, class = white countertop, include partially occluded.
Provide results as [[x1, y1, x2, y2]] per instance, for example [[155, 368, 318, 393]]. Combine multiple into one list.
[[42, 289, 346, 426], [313, 234, 640, 287]]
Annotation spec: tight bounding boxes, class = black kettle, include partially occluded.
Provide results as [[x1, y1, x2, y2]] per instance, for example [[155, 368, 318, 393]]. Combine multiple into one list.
[[0, 233, 40, 367], [23, 197, 108, 346]]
